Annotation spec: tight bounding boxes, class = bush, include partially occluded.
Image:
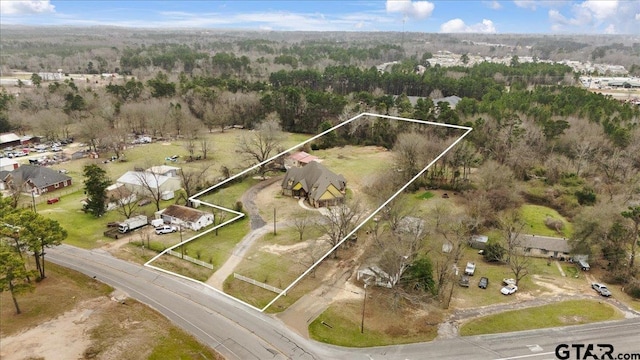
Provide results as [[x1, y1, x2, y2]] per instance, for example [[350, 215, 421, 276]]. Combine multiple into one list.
[[483, 242, 505, 262], [544, 216, 564, 232], [624, 281, 640, 299], [575, 187, 596, 206]]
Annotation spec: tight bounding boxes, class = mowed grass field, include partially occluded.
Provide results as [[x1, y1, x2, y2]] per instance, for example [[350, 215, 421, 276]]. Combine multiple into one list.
[[460, 300, 622, 336], [16, 129, 310, 250], [519, 204, 574, 237]]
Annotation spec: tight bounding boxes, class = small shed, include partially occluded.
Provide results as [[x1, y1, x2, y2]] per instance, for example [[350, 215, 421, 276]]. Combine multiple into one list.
[[469, 235, 489, 250], [0, 157, 19, 172]]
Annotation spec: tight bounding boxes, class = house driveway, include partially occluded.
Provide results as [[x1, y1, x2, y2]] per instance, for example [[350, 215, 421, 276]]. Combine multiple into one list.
[[205, 176, 317, 289]]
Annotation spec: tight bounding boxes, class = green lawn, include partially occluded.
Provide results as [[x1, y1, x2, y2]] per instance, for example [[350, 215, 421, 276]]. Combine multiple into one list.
[[460, 300, 622, 336], [519, 204, 573, 237]]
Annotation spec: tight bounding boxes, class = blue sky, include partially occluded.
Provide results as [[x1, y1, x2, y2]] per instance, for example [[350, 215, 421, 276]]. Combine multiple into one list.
[[1, 1, 639, 34]]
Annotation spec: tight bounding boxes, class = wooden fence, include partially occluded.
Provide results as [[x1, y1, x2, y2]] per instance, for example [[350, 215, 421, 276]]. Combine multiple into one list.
[[233, 273, 285, 295], [167, 249, 214, 269]]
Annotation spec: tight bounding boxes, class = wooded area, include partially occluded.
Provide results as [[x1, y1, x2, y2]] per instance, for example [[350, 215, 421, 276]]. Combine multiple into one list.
[[1, 27, 639, 301]]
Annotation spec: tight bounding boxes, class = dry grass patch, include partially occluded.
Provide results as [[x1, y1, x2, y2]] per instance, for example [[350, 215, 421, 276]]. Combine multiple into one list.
[[1, 262, 220, 360], [310, 288, 442, 347]]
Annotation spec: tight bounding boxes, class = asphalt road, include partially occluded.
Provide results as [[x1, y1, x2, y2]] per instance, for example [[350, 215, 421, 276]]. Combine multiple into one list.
[[48, 245, 640, 360]]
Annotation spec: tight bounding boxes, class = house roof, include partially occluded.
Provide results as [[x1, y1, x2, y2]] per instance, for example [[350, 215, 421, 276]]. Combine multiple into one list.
[[162, 204, 209, 222], [117, 171, 171, 189], [519, 235, 571, 253], [432, 95, 462, 108], [288, 151, 319, 164], [9, 164, 71, 189], [281, 161, 346, 202], [147, 165, 180, 175], [105, 182, 133, 200], [0, 158, 19, 167], [0, 133, 21, 144]]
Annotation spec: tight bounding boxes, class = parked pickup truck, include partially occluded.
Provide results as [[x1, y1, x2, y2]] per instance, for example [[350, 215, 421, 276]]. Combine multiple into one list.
[[464, 262, 476, 276]]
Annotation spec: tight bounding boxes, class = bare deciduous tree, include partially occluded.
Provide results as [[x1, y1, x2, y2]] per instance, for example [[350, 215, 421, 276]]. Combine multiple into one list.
[[133, 170, 164, 212], [237, 113, 284, 177], [177, 165, 211, 206], [110, 184, 140, 219], [321, 199, 365, 258], [499, 211, 530, 285]]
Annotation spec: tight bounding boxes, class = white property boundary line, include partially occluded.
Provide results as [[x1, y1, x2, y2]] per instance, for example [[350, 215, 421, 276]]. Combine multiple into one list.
[[144, 112, 472, 313]]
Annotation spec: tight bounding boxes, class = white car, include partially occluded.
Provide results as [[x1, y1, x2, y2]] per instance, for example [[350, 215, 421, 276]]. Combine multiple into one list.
[[501, 284, 518, 295], [502, 278, 516, 286], [155, 225, 178, 235]]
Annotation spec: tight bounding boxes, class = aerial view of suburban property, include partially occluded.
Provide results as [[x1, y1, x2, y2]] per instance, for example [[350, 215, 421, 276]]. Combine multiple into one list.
[[1, 1, 640, 359]]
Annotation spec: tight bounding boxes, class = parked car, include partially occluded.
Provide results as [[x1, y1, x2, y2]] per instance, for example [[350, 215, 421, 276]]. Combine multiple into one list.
[[592, 283, 612, 297], [501, 284, 518, 295], [577, 259, 590, 271], [155, 225, 178, 235], [459, 275, 470, 287], [478, 277, 489, 289], [464, 262, 476, 276], [502, 278, 516, 286]]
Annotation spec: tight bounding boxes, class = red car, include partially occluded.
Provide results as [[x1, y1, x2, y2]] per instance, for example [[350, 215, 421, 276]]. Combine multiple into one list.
[[47, 198, 60, 204]]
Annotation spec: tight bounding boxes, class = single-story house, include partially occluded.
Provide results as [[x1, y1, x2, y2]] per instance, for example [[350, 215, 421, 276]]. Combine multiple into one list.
[[0, 157, 19, 172], [116, 170, 181, 197], [105, 183, 137, 211], [517, 234, 571, 259], [469, 235, 489, 250], [156, 204, 213, 231], [356, 265, 394, 288], [432, 95, 462, 109], [281, 161, 346, 208], [284, 151, 319, 170], [4, 164, 72, 195], [147, 165, 180, 178]]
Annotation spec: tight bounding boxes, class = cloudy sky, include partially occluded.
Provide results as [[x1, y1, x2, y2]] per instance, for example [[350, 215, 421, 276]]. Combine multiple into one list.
[[1, 0, 639, 34]]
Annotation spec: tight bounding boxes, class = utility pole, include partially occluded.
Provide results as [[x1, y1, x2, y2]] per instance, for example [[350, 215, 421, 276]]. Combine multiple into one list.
[[31, 189, 37, 213], [361, 283, 368, 334], [273, 207, 277, 235]]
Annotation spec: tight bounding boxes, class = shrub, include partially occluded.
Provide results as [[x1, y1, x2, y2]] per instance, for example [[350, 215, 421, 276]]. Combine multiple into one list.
[[484, 242, 505, 262], [575, 187, 597, 206], [544, 216, 564, 232]]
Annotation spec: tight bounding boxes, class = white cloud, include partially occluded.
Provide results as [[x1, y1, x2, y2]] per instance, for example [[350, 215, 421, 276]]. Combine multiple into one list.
[[386, 0, 435, 19], [514, 1, 570, 11], [604, 24, 616, 34], [0, 0, 55, 15], [486, 1, 502, 10], [581, 0, 618, 21], [514, 0, 538, 10], [547, 0, 640, 33], [440, 18, 496, 33]]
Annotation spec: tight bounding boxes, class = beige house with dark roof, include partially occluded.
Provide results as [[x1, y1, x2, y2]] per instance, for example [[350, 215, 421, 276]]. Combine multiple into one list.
[[281, 161, 346, 208], [517, 235, 571, 259]]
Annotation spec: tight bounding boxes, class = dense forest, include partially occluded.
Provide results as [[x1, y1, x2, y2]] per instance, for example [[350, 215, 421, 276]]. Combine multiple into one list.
[[1, 27, 639, 296]]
